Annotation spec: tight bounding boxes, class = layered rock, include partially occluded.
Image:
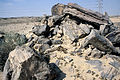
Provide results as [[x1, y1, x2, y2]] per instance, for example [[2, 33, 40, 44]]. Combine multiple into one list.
[[3, 3, 120, 80]]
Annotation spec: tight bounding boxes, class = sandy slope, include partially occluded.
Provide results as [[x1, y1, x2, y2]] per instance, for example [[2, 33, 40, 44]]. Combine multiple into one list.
[[0, 72, 2, 80]]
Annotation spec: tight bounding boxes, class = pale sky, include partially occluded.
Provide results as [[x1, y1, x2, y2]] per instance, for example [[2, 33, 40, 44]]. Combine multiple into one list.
[[0, 0, 120, 17]]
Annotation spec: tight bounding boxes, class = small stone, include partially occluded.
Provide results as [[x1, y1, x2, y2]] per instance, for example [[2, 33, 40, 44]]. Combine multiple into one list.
[[52, 40, 63, 45], [79, 23, 90, 34], [55, 60, 60, 66]]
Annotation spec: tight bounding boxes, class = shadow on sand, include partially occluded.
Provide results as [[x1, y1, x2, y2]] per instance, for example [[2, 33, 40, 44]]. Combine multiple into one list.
[[49, 63, 66, 80]]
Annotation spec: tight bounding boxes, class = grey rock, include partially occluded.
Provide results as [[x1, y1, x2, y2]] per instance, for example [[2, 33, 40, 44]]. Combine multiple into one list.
[[32, 25, 48, 36], [51, 3, 66, 15], [109, 61, 120, 70], [101, 67, 120, 80], [91, 48, 105, 58], [100, 24, 110, 36], [3, 46, 52, 80], [39, 44, 50, 53], [83, 29, 117, 53], [55, 60, 60, 66], [63, 23, 87, 41], [106, 30, 120, 46], [86, 60, 103, 71], [37, 37, 51, 44], [52, 40, 63, 45], [79, 23, 90, 35]]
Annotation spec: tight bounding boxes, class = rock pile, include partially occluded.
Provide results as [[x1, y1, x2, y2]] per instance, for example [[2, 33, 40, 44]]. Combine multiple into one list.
[[3, 3, 120, 80]]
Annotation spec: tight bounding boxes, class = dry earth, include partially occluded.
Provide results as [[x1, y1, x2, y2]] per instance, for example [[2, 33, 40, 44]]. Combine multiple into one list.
[[0, 15, 120, 80], [0, 17, 41, 34], [110, 16, 120, 28]]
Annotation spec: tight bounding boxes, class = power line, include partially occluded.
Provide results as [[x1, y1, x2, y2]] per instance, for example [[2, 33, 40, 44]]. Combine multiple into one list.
[[97, 0, 103, 13]]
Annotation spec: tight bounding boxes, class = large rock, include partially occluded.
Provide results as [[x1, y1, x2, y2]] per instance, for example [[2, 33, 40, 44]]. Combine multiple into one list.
[[32, 25, 50, 37], [51, 3, 66, 15], [83, 29, 117, 53], [62, 17, 89, 41], [106, 30, 120, 47], [3, 46, 51, 80], [52, 3, 110, 25]]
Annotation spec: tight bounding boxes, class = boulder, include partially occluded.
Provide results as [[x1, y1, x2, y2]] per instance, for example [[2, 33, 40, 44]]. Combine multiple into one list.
[[3, 46, 52, 80], [62, 20, 88, 41], [106, 30, 120, 47], [83, 29, 117, 53], [51, 3, 66, 15], [32, 25, 50, 37]]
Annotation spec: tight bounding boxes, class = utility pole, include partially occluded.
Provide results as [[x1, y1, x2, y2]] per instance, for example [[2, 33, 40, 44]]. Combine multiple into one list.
[[97, 0, 103, 13]]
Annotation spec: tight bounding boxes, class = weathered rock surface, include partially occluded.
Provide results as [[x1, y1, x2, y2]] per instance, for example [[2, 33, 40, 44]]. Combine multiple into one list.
[[52, 3, 110, 25], [106, 30, 120, 46], [83, 29, 118, 53], [2, 3, 120, 80], [3, 46, 52, 80]]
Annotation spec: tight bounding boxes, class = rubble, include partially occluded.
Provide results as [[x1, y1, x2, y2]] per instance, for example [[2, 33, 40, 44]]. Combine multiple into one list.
[[2, 3, 120, 80]]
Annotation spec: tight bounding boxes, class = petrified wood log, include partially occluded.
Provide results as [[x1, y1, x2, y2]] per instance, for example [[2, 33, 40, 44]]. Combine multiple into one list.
[[52, 3, 110, 25]]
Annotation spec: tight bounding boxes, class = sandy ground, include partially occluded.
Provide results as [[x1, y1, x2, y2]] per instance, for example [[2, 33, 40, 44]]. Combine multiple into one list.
[[110, 16, 120, 23], [0, 72, 3, 80], [0, 16, 120, 79], [0, 17, 41, 34], [110, 16, 120, 28]]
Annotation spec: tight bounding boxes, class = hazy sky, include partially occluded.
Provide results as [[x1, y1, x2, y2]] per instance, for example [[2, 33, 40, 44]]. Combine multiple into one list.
[[0, 0, 120, 17]]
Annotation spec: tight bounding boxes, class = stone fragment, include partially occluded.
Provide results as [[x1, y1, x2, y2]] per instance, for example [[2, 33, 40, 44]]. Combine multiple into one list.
[[52, 40, 63, 45], [3, 46, 52, 80], [32, 25, 50, 37], [32, 25, 46, 36], [106, 30, 120, 47], [79, 23, 90, 35], [100, 24, 110, 36], [51, 3, 66, 15], [83, 29, 117, 53], [91, 48, 105, 58], [63, 23, 87, 41], [39, 44, 50, 53], [86, 60, 103, 71]]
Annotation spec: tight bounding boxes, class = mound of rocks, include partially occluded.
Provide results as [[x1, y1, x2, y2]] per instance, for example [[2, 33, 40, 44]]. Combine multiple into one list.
[[3, 3, 120, 80]]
